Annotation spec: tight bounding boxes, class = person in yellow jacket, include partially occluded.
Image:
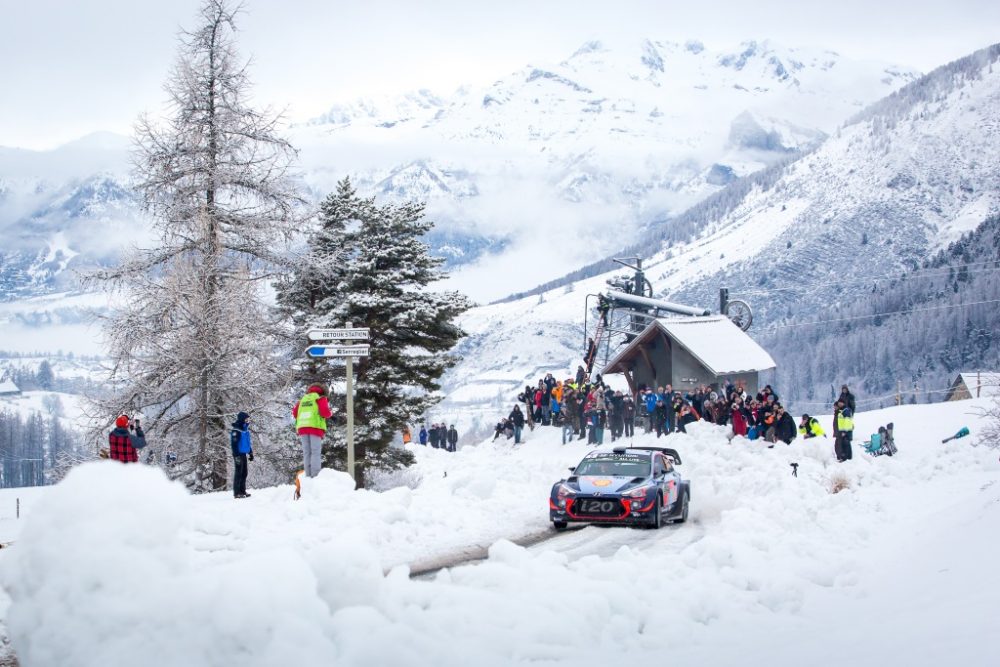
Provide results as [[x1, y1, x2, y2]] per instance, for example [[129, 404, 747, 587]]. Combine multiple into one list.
[[833, 401, 854, 461], [293, 384, 333, 477], [799, 414, 826, 439]]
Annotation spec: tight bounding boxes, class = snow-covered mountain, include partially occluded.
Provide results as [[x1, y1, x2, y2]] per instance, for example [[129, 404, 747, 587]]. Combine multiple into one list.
[[431, 43, 999, 435], [295, 38, 918, 298]]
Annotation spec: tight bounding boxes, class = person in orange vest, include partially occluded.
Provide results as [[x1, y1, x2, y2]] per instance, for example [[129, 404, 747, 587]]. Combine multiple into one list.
[[402, 427, 412, 445], [292, 384, 333, 477]]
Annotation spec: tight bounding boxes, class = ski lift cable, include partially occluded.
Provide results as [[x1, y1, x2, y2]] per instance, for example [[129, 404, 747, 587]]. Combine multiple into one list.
[[754, 297, 1000, 333]]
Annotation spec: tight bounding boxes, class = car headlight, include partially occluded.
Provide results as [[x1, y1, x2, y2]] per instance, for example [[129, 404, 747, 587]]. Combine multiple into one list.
[[556, 483, 575, 498], [623, 485, 649, 498]]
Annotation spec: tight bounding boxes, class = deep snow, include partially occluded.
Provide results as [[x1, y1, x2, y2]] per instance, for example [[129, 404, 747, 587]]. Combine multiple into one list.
[[1, 398, 998, 666]]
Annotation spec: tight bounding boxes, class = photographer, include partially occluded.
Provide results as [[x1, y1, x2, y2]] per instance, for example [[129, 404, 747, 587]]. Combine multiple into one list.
[[108, 415, 146, 463]]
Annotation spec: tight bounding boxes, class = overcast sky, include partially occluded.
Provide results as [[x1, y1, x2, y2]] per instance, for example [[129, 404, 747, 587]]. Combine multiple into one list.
[[1, 0, 998, 150]]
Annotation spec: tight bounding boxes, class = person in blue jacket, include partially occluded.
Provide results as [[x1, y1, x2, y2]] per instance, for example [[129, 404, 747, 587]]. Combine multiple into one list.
[[230, 411, 254, 499], [418, 426, 428, 446]]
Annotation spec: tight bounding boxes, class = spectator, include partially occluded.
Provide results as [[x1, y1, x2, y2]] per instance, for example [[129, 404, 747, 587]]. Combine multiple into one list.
[[446, 424, 458, 452], [654, 399, 669, 438], [622, 394, 635, 438], [509, 405, 526, 444], [418, 426, 428, 446], [838, 385, 857, 414], [402, 427, 412, 446], [643, 388, 657, 433], [799, 414, 825, 439], [676, 404, 698, 433], [437, 423, 448, 450], [770, 404, 796, 446], [292, 383, 333, 478], [730, 402, 749, 438], [108, 414, 146, 463], [493, 417, 512, 442], [833, 400, 854, 461], [229, 411, 253, 499], [429, 423, 441, 449], [517, 385, 536, 431]]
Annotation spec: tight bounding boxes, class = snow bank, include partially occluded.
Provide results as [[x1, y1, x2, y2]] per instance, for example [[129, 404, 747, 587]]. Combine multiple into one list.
[[3, 399, 999, 665]]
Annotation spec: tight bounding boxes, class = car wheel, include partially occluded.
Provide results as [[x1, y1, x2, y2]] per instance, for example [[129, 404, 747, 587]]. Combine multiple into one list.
[[675, 489, 689, 524], [553, 521, 568, 531], [651, 494, 663, 529]]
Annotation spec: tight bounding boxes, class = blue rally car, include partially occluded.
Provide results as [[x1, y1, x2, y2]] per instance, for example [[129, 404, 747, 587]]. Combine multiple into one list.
[[549, 446, 690, 530]]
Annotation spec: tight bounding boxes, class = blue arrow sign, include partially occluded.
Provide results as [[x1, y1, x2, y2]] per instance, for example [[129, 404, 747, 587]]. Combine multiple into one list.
[[306, 345, 370, 358]]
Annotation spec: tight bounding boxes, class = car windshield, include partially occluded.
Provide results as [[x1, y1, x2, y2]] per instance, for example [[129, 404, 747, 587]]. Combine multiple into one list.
[[575, 456, 650, 477]]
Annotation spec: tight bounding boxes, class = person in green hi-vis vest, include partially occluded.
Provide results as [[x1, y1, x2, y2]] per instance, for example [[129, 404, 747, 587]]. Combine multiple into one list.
[[292, 384, 334, 477]]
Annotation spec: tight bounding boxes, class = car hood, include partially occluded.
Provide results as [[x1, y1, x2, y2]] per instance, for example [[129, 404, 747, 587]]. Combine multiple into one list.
[[573, 476, 644, 495]]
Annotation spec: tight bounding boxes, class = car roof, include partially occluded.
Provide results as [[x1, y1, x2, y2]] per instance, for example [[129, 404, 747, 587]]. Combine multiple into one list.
[[582, 449, 653, 460]]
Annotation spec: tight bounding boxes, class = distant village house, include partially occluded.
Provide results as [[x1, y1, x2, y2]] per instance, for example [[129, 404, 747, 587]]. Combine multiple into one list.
[[945, 372, 1000, 401]]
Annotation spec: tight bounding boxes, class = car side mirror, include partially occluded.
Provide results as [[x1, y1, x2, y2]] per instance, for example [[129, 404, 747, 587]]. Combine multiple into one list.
[[568, 466, 576, 473]]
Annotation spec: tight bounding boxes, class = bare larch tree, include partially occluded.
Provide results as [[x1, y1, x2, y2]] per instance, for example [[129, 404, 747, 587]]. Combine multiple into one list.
[[91, 0, 302, 491]]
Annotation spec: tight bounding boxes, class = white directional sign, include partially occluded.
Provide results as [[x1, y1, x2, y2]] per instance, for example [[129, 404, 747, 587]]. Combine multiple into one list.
[[308, 328, 370, 342], [306, 344, 370, 358]]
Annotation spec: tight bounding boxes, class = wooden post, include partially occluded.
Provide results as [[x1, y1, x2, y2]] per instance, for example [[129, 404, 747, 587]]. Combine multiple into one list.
[[346, 323, 356, 489], [896, 380, 902, 406], [977, 370, 982, 398]]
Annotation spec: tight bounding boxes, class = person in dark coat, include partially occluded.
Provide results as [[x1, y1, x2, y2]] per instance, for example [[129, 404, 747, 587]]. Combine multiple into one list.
[[771, 405, 796, 445], [446, 425, 458, 452], [622, 395, 635, 438], [418, 426, 428, 446], [575, 365, 586, 387], [230, 411, 253, 499], [437, 424, 448, 450], [509, 405, 526, 444], [653, 400, 669, 438], [429, 423, 441, 449], [838, 385, 857, 414], [108, 415, 146, 463]]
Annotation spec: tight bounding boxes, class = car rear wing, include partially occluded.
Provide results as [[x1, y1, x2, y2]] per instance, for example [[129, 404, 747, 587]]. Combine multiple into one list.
[[614, 446, 682, 465]]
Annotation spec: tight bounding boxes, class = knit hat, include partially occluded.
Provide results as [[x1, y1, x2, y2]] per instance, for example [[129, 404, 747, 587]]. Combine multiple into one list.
[[115, 415, 129, 428], [235, 411, 250, 427]]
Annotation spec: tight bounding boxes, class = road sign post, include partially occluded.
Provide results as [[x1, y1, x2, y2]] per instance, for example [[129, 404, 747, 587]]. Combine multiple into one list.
[[305, 323, 371, 489]]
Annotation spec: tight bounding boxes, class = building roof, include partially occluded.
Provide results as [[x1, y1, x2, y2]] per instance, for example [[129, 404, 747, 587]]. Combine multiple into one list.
[[0, 379, 20, 394], [954, 372, 1000, 397], [603, 316, 776, 377]]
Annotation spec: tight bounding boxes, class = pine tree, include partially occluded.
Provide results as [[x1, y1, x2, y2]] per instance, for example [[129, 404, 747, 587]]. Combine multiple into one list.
[[277, 178, 472, 487], [36, 360, 54, 391], [90, 0, 302, 492]]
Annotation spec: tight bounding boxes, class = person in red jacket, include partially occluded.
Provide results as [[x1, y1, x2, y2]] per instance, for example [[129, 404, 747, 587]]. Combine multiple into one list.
[[292, 384, 333, 477], [108, 415, 146, 463]]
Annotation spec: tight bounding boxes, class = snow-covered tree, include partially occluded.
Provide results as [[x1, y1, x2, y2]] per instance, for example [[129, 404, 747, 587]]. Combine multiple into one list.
[[276, 178, 472, 487], [90, 0, 302, 492]]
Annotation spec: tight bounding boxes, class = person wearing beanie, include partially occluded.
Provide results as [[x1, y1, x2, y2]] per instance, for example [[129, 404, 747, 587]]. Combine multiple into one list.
[[230, 411, 253, 499], [108, 414, 146, 463], [292, 383, 333, 477]]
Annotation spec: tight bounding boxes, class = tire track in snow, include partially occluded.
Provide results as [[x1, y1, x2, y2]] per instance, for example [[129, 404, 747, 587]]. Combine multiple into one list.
[[408, 519, 706, 579]]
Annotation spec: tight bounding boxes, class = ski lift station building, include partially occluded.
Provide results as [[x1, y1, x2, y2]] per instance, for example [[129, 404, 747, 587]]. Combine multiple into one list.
[[601, 316, 776, 395]]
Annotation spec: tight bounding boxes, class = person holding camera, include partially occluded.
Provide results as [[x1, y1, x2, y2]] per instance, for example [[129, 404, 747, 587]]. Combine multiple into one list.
[[230, 411, 253, 499], [108, 415, 146, 463]]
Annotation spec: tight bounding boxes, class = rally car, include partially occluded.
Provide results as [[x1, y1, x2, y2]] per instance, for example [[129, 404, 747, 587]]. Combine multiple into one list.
[[549, 446, 690, 530]]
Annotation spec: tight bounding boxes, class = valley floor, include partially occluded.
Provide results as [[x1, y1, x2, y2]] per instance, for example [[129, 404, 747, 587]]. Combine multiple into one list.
[[1, 399, 998, 666]]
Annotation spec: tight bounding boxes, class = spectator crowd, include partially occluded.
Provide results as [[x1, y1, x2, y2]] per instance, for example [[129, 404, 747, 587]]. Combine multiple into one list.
[[492, 369, 858, 460]]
